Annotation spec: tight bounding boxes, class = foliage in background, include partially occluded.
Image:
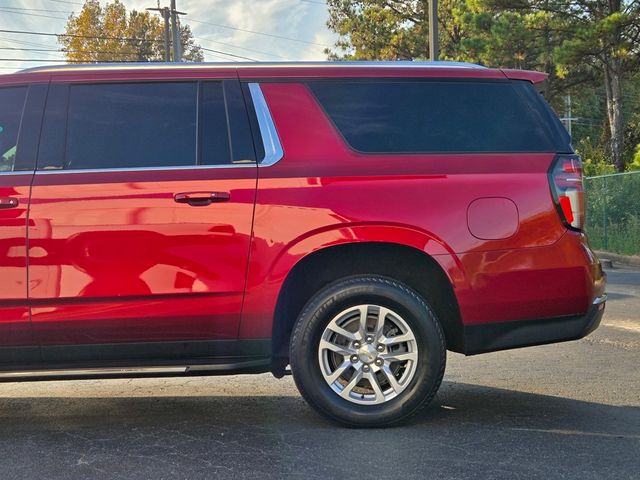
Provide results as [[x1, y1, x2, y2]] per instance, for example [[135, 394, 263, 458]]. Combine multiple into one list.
[[325, 0, 640, 172], [59, 0, 203, 63], [585, 171, 640, 255], [630, 145, 640, 171], [576, 137, 617, 177]]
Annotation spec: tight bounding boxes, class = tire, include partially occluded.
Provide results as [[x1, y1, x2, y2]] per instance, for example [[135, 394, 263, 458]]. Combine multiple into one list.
[[289, 275, 446, 427]]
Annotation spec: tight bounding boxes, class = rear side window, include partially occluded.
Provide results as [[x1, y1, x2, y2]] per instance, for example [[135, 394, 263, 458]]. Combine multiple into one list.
[[308, 80, 570, 154], [0, 86, 27, 172], [39, 81, 256, 171]]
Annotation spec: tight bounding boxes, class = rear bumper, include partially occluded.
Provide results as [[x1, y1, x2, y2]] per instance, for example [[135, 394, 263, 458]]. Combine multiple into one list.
[[463, 294, 606, 355]]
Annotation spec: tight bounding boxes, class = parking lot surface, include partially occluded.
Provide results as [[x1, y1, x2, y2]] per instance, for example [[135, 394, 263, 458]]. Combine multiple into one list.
[[0, 267, 638, 479]]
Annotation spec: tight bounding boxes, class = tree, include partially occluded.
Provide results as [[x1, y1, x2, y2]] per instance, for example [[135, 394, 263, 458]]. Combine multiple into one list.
[[324, 1, 574, 97], [490, 0, 640, 170], [325, 0, 468, 61], [58, 0, 203, 63], [325, 0, 640, 170]]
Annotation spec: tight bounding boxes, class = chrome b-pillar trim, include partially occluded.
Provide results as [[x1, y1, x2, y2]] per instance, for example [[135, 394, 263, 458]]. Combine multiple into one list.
[[248, 83, 284, 167]]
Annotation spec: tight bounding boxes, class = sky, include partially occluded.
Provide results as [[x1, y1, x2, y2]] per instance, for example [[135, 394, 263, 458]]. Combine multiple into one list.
[[0, 0, 338, 73]]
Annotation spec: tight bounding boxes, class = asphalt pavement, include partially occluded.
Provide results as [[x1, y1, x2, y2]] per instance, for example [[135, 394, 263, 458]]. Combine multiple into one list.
[[0, 267, 638, 479]]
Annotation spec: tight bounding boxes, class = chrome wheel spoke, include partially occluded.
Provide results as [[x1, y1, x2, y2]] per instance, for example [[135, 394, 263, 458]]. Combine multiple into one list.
[[319, 338, 352, 357], [381, 351, 417, 363], [374, 306, 390, 339], [381, 364, 402, 393], [326, 359, 352, 384], [339, 370, 363, 400], [379, 332, 413, 346], [365, 371, 385, 403], [326, 323, 360, 342], [357, 305, 369, 338]]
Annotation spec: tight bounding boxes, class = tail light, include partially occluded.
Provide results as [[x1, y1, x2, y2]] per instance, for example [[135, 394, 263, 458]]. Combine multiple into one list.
[[549, 155, 584, 230]]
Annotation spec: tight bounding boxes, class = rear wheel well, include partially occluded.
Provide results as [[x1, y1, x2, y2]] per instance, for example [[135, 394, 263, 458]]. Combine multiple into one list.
[[272, 242, 464, 373]]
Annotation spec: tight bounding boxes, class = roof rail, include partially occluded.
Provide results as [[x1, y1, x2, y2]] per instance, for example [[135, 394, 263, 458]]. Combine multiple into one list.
[[18, 60, 487, 74]]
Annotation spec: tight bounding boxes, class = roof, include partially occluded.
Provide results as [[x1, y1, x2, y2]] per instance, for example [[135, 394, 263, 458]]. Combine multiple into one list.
[[2, 61, 547, 85]]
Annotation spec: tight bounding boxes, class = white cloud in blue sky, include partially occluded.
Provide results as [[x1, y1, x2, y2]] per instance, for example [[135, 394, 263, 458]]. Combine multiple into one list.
[[0, 0, 336, 72]]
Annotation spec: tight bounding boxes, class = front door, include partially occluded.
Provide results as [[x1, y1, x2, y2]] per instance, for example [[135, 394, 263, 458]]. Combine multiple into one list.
[[28, 78, 258, 363], [0, 83, 46, 363]]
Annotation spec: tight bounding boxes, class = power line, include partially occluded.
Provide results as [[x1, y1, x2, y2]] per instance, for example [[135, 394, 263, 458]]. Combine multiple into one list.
[[0, 6, 73, 14], [0, 38, 63, 59], [0, 28, 266, 62], [0, 58, 98, 62], [0, 28, 165, 43], [0, 57, 248, 64], [0, 47, 63, 53], [195, 36, 287, 60], [0, 8, 66, 20], [188, 18, 329, 47], [0, 46, 153, 57], [47, 0, 83, 5], [0, 7, 69, 20], [204, 53, 239, 62], [199, 46, 256, 62], [0, 3, 327, 55], [0, 48, 249, 63], [0, 35, 59, 49]]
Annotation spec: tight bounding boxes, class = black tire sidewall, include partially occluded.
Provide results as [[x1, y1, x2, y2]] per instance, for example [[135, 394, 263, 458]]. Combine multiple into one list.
[[290, 276, 445, 427]]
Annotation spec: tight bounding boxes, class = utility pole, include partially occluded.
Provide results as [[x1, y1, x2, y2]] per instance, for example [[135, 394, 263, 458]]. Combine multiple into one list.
[[428, 0, 439, 61], [146, 4, 171, 61], [561, 94, 579, 137], [170, 0, 186, 62], [162, 7, 171, 62]]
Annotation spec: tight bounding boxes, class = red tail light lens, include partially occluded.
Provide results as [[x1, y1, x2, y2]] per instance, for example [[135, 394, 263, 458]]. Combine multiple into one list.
[[549, 155, 584, 230]]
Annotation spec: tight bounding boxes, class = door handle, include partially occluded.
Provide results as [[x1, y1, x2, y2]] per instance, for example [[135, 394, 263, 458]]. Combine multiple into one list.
[[174, 192, 230, 207], [0, 197, 19, 209]]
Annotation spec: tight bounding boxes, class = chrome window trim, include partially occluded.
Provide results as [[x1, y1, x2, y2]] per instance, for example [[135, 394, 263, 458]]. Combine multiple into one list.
[[35, 163, 255, 175], [0, 170, 34, 175], [34, 80, 258, 174], [248, 83, 284, 167]]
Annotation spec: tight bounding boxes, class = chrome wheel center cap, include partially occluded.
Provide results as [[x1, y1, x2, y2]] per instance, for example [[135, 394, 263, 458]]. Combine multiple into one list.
[[357, 344, 378, 364]]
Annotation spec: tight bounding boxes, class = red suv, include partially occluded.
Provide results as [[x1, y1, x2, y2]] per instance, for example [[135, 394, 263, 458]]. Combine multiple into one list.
[[0, 61, 606, 426]]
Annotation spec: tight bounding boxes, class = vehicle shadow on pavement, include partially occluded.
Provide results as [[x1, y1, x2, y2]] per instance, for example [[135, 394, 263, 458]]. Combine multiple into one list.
[[0, 381, 636, 479]]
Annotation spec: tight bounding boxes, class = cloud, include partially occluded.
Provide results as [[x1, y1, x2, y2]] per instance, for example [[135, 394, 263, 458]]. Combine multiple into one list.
[[184, 0, 333, 61], [0, 0, 337, 72]]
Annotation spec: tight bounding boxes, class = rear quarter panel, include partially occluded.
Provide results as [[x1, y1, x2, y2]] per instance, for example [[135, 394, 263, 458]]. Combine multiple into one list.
[[240, 82, 588, 338]]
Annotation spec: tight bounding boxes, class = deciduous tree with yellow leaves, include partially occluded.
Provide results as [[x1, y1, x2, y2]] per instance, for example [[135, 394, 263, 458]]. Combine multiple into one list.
[[58, 0, 203, 63]]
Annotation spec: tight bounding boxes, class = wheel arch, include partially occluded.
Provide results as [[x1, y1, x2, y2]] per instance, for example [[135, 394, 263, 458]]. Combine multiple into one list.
[[270, 232, 465, 375]]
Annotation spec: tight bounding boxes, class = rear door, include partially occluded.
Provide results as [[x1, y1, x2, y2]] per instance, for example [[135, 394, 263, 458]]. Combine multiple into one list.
[[28, 76, 258, 363], [0, 83, 46, 362]]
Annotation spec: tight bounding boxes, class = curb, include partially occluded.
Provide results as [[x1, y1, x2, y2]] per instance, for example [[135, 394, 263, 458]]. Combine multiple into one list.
[[594, 250, 640, 268]]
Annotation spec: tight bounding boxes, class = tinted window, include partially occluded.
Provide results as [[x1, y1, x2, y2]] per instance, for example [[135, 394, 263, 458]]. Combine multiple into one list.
[[200, 82, 231, 165], [0, 86, 27, 172], [223, 81, 257, 164], [38, 84, 69, 171], [309, 80, 567, 153], [66, 82, 198, 169]]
